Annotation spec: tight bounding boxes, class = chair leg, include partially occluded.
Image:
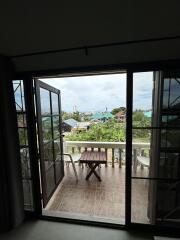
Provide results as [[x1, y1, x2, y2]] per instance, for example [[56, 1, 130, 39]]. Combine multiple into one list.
[[70, 156, 78, 181]]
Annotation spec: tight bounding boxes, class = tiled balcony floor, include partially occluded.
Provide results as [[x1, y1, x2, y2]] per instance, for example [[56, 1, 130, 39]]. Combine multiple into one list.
[[45, 163, 149, 224]]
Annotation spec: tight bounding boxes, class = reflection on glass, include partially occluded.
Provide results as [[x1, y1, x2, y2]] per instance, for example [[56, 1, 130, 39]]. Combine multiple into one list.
[[131, 179, 150, 224], [55, 158, 63, 184], [17, 114, 27, 127], [161, 115, 180, 127], [40, 88, 51, 115], [46, 166, 55, 196], [20, 148, 31, 179], [54, 140, 60, 160], [18, 128, 28, 145], [42, 117, 52, 142], [156, 180, 180, 223], [51, 93, 59, 114], [13, 80, 25, 112], [159, 152, 180, 179], [23, 180, 34, 210], [163, 78, 180, 110], [13, 80, 34, 211], [53, 116, 60, 139], [161, 129, 180, 149], [131, 179, 180, 225], [43, 141, 54, 169]]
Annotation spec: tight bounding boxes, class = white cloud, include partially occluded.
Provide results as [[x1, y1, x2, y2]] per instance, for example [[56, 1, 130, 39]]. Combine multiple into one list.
[[39, 72, 153, 112]]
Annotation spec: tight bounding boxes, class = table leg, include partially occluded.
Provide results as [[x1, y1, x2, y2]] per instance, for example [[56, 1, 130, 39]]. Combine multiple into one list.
[[86, 163, 101, 181]]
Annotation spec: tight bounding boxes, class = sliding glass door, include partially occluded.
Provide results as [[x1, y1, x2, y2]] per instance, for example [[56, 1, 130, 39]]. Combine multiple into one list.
[[131, 70, 180, 227]]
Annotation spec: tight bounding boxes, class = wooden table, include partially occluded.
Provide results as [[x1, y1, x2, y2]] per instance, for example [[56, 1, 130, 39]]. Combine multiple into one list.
[[79, 151, 107, 181]]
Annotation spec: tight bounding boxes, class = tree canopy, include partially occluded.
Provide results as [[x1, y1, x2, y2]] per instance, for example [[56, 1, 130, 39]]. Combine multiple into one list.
[[111, 107, 126, 115]]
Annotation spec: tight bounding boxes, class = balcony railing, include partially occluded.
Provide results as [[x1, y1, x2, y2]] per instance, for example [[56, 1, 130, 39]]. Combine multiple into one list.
[[62, 141, 150, 168]]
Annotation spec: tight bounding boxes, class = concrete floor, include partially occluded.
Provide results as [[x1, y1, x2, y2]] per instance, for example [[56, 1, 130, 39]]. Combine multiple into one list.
[[0, 220, 153, 240]]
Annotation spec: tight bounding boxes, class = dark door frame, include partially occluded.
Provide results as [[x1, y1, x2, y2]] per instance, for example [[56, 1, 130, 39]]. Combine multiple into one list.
[[15, 59, 180, 236], [35, 80, 64, 207]]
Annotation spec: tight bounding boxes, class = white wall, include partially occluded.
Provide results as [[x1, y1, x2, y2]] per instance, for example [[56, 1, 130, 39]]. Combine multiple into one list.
[[1, 0, 180, 71]]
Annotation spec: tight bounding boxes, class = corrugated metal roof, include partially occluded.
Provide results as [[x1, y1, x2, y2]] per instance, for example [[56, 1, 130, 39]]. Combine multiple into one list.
[[63, 118, 78, 127], [91, 112, 114, 120]]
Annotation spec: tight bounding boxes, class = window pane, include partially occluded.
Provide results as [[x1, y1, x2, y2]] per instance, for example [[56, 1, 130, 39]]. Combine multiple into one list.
[[20, 148, 31, 179], [43, 141, 54, 170], [17, 114, 27, 127], [131, 179, 150, 224], [132, 129, 151, 143], [158, 152, 180, 179], [163, 78, 180, 110], [55, 156, 63, 183], [13, 80, 25, 112], [46, 166, 55, 197], [18, 128, 28, 146], [40, 88, 51, 115], [42, 117, 52, 142], [53, 116, 60, 139], [133, 72, 153, 128], [54, 140, 60, 160], [131, 179, 180, 225], [162, 78, 169, 109], [161, 129, 180, 149], [161, 115, 180, 127], [23, 180, 34, 210], [51, 93, 59, 114]]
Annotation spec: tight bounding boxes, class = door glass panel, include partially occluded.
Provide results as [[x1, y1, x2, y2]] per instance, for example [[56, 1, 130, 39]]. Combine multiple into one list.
[[163, 78, 180, 110], [53, 116, 60, 139], [54, 140, 60, 160], [17, 114, 27, 127], [43, 141, 54, 169], [22, 180, 34, 211], [133, 72, 153, 128], [40, 88, 51, 115], [161, 115, 180, 127], [42, 117, 52, 142], [51, 93, 59, 114], [20, 148, 31, 179], [45, 166, 55, 197], [13, 80, 25, 112], [161, 129, 180, 149], [18, 128, 28, 146], [36, 80, 64, 207], [13, 80, 34, 211], [132, 71, 180, 227], [158, 152, 180, 179]]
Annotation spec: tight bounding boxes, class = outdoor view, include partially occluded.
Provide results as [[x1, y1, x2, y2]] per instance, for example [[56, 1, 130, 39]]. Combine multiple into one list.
[[40, 73, 152, 144], [38, 72, 153, 224], [14, 71, 180, 226]]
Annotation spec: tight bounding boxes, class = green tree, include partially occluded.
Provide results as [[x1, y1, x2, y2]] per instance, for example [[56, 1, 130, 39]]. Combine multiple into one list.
[[111, 107, 126, 115], [72, 111, 81, 122]]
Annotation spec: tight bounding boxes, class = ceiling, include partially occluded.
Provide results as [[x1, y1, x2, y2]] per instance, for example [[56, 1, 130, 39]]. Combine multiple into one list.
[[0, 0, 180, 56]]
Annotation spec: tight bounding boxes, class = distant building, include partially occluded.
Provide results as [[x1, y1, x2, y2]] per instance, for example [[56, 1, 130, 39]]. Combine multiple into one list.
[[144, 111, 152, 118], [91, 112, 114, 122], [62, 118, 78, 132], [72, 122, 91, 133], [115, 111, 126, 122]]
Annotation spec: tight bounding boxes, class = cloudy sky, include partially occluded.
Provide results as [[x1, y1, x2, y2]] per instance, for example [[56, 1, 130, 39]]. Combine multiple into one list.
[[39, 72, 153, 112]]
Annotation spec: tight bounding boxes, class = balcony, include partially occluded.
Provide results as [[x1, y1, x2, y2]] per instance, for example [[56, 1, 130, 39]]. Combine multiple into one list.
[[43, 140, 150, 224]]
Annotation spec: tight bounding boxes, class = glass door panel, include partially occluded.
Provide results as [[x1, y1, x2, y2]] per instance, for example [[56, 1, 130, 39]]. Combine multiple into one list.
[[35, 80, 64, 207], [131, 70, 180, 227]]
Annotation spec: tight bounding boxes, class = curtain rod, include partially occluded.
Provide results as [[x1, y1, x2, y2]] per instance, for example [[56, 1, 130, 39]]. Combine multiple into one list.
[[9, 35, 180, 59]]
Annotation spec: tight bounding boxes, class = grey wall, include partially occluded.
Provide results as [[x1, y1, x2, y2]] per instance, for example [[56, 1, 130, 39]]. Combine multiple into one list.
[[1, 0, 180, 71]]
